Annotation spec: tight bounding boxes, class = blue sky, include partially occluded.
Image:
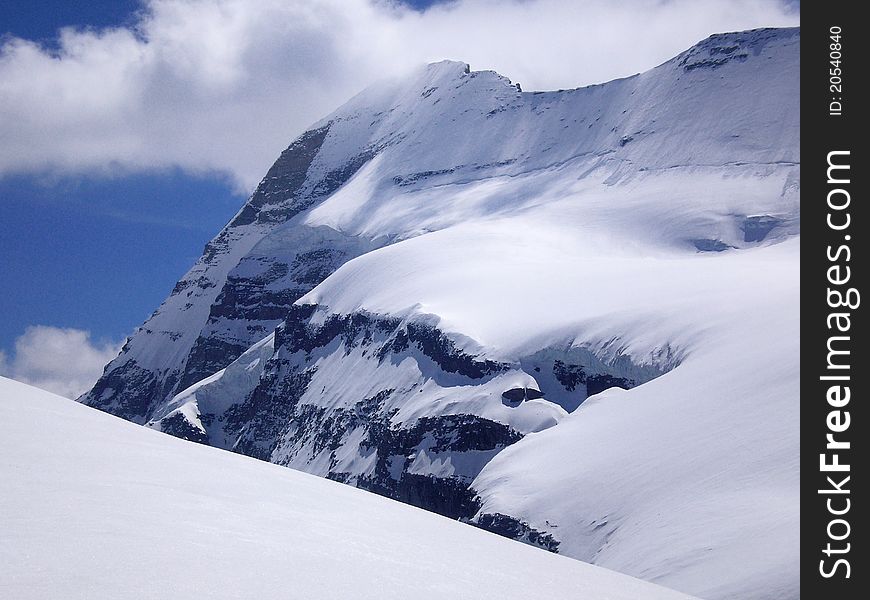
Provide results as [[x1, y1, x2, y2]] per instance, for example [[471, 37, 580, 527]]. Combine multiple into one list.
[[0, 0, 441, 354], [0, 1, 142, 42], [0, 1, 236, 355], [0, 0, 443, 43], [0, 172, 240, 346], [0, 0, 798, 395], [0, 2, 239, 350]]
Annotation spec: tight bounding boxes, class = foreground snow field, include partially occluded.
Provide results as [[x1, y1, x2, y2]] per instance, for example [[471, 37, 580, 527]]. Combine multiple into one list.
[[0, 376, 694, 600]]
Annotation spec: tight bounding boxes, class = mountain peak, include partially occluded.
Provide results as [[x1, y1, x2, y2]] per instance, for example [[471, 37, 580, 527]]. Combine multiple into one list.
[[79, 28, 799, 600], [673, 26, 799, 72], [423, 59, 471, 76]]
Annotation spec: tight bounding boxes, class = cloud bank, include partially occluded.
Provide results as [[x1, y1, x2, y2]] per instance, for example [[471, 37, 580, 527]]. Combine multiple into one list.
[[0, 0, 798, 192], [0, 326, 121, 399]]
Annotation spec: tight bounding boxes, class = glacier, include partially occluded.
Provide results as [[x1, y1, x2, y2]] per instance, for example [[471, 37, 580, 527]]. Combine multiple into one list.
[[78, 27, 800, 600]]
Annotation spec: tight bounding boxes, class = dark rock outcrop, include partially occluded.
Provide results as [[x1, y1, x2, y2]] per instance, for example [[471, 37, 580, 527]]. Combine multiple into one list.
[[476, 513, 561, 553]]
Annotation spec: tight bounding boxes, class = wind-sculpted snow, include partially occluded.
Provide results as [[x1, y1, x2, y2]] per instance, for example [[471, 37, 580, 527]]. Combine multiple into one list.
[[468, 247, 801, 599], [2, 377, 697, 600], [80, 27, 799, 600]]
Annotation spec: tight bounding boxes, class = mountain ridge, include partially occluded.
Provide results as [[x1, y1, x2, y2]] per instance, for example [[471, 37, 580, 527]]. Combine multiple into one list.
[[79, 26, 799, 600], [81, 26, 798, 421]]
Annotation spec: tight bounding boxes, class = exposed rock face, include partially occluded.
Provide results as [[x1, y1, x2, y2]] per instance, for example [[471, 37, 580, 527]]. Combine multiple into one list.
[[742, 215, 783, 242], [476, 513, 561, 553], [158, 412, 210, 445], [227, 126, 332, 228], [139, 298, 671, 521], [81, 123, 382, 422], [140, 301, 672, 521], [152, 306, 538, 518]]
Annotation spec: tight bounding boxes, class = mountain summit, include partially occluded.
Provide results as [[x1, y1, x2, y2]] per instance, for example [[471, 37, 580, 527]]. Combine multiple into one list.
[[81, 27, 800, 600]]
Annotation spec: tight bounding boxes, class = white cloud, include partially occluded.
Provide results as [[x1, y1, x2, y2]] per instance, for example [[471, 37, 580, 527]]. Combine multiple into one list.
[[0, 0, 798, 191], [0, 326, 121, 399]]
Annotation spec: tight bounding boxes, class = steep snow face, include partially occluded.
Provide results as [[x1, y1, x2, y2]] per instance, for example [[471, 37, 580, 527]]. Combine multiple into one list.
[[1, 376, 695, 600], [79, 26, 799, 600]]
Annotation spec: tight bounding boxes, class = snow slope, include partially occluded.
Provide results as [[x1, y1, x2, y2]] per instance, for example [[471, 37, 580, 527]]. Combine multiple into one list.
[[304, 221, 800, 599], [0, 376, 693, 600]]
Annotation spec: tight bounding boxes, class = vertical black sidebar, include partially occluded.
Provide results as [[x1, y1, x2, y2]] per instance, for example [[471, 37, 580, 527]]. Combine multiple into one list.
[[803, 3, 866, 597]]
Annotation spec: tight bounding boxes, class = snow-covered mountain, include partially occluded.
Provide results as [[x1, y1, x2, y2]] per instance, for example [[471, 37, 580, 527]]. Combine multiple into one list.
[[2, 376, 697, 599], [80, 27, 799, 599]]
